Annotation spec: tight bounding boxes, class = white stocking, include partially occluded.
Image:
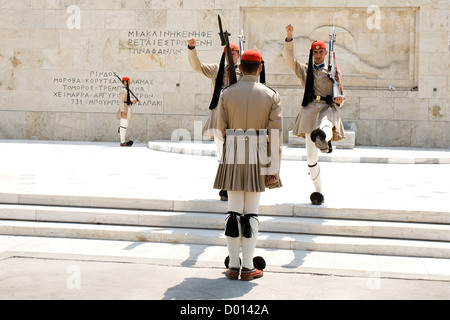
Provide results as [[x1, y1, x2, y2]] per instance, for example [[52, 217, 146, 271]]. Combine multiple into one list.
[[226, 191, 261, 269], [119, 118, 128, 143], [320, 119, 333, 142], [308, 163, 322, 193], [225, 218, 242, 269], [226, 191, 244, 269], [242, 215, 259, 269], [305, 133, 322, 193]]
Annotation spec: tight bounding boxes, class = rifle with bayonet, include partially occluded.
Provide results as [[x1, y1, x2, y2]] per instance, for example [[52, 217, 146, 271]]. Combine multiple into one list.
[[238, 29, 245, 61], [112, 72, 140, 103], [218, 15, 237, 85], [327, 27, 343, 100], [237, 28, 266, 84]]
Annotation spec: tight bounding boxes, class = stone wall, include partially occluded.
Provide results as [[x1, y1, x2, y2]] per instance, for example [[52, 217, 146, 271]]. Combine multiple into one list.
[[0, 0, 448, 148]]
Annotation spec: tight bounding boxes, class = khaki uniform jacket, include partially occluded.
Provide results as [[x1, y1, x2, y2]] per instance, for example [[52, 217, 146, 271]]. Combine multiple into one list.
[[213, 75, 283, 192], [188, 47, 241, 135], [116, 87, 133, 120], [284, 40, 345, 141]]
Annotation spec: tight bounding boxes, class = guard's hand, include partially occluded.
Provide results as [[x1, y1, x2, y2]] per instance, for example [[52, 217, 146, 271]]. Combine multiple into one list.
[[333, 96, 346, 105], [265, 174, 280, 186], [187, 38, 196, 49], [285, 24, 294, 41]]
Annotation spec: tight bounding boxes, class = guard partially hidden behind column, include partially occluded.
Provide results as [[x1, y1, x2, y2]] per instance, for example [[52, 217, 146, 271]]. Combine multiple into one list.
[[117, 77, 139, 147], [284, 24, 346, 205], [187, 38, 242, 201], [214, 49, 283, 280]]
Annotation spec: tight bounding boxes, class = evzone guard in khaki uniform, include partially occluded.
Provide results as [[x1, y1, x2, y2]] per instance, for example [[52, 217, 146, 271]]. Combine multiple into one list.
[[117, 77, 139, 147], [284, 24, 346, 205], [187, 38, 242, 201], [213, 49, 283, 280]]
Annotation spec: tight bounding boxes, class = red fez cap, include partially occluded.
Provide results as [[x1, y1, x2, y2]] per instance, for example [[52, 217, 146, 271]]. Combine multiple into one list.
[[311, 40, 326, 50], [122, 77, 130, 81], [241, 49, 262, 62], [224, 43, 240, 53]]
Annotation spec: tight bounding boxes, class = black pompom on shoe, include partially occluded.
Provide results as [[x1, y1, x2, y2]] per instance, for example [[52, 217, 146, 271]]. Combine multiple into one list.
[[311, 129, 328, 152], [310, 192, 324, 205], [253, 256, 266, 270], [311, 128, 326, 142]]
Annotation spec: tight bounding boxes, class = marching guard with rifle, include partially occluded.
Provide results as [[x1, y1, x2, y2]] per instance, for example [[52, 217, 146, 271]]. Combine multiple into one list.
[[186, 18, 242, 202], [116, 75, 140, 147], [284, 24, 346, 205]]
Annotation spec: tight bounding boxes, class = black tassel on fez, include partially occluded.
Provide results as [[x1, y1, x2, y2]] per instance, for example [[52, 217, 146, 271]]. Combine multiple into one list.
[[301, 49, 314, 107]]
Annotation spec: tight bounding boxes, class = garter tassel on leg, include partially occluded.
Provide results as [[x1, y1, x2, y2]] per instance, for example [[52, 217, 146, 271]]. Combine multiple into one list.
[[225, 211, 241, 238], [241, 214, 258, 238]]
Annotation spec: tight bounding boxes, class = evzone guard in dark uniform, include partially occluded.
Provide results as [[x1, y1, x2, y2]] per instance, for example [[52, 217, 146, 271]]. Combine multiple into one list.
[[284, 24, 346, 205], [117, 76, 139, 147], [187, 38, 242, 201], [214, 49, 283, 280]]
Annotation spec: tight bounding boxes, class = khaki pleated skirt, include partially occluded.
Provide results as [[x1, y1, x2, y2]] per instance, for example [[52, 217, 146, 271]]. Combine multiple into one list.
[[292, 101, 345, 141], [213, 132, 279, 192]]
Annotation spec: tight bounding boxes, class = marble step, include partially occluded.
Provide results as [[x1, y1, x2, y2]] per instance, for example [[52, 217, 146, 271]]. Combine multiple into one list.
[[2, 194, 450, 224], [1, 204, 450, 242], [0, 219, 449, 258]]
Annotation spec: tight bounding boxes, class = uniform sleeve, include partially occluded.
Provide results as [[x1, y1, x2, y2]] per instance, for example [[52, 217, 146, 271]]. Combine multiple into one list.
[[188, 47, 220, 81], [215, 91, 228, 140], [118, 89, 127, 113], [335, 68, 345, 108], [267, 92, 283, 176], [284, 40, 308, 88]]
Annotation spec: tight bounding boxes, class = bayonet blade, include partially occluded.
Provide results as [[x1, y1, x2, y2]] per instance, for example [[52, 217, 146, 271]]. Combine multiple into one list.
[[218, 15, 226, 46]]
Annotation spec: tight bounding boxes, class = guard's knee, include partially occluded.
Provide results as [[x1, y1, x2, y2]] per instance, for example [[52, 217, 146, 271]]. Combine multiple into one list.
[[225, 211, 241, 238], [241, 214, 258, 238]]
